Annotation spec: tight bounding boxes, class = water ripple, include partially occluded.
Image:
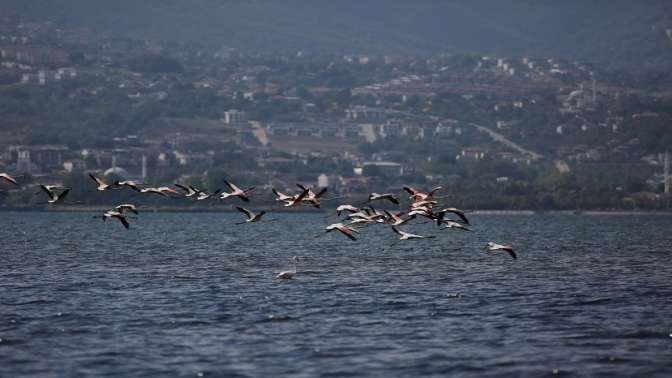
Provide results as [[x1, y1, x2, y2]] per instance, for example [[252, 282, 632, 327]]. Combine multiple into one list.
[[1, 213, 671, 377]]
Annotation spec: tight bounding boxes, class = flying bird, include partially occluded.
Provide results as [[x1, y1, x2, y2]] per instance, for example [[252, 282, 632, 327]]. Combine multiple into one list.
[[272, 188, 294, 203], [486, 242, 517, 259], [324, 222, 359, 241], [347, 211, 385, 224], [102, 210, 130, 229], [440, 220, 471, 231], [175, 183, 200, 198], [39, 185, 70, 204], [335, 204, 359, 216], [0, 173, 18, 186], [114, 203, 139, 215], [115, 180, 141, 192], [296, 184, 327, 207], [404, 186, 442, 201], [235, 206, 267, 224], [89, 174, 117, 191], [196, 189, 220, 201], [32, 184, 64, 195], [140, 186, 180, 196], [282, 188, 310, 207], [347, 207, 385, 223], [367, 192, 400, 205], [391, 226, 435, 241], [411, 200, 438, 209], [437, 207, 470, 225], [348, 217, 382, 226], [407, 208, 437, 221], [383, 210, 413, 226], [220, 179, 254, 202]]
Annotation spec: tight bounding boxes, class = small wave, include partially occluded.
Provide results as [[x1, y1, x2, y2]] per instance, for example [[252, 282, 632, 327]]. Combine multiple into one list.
[[564, 329, 670, 340], [620, 329, 670, 339], [168, 320, 213, 327], [570, 297, 614, 306], [171, 275, 201, 280], [0, 337, 21, 346], [3, 299, 54, 306]]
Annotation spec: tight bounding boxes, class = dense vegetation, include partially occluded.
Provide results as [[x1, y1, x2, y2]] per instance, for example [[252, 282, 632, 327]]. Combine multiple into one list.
[[1, 2, 671, 211]]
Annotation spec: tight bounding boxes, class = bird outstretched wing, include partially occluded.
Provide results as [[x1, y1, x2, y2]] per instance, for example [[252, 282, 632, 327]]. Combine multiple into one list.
[[236, 206, 253, 219], [39, 185, 55, 201]]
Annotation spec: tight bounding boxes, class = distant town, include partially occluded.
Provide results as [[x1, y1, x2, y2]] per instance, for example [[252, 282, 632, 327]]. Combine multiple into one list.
[[1, 14, 671, 210]]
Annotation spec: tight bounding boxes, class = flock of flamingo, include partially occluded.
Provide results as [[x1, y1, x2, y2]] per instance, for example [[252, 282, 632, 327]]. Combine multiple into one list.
[[1, 171, 517, 279]]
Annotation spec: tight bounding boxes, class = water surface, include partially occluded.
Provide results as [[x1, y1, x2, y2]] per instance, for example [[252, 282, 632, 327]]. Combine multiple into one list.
[[1, 212, 671, 377]]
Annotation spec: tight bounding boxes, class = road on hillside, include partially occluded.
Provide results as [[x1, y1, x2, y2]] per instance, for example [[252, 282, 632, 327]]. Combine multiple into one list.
[[467, 122, 544, 160]]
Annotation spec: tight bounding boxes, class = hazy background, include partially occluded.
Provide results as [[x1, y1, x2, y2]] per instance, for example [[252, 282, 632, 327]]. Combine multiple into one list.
[[1, 1, 672, 211], [3, 0, 672, 70]]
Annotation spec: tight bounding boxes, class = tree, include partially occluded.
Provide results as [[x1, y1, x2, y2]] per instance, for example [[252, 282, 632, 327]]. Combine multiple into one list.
[[336, 88, 352, 107], [126, 54, 184, 74]]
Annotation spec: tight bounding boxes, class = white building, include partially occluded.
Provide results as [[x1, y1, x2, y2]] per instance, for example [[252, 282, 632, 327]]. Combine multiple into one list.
[[223, 110, 247, 125], [345, 106, 387, 122], [317, 173, 329, 188]]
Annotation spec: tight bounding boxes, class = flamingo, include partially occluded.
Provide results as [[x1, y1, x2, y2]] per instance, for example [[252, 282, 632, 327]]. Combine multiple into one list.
[[436, 207, 470, 225], [324, 222, 359, 241], [220, 179, 254, 202], [366, 206, 387, 218], [116, 180, 141, 192], [346, 210, 371, 220], [235, 206, 266, 224], [114, 204, 139, 215], [486, 242, 517, 259], [140, 186, 179, 196], [32, 184, 64, 196], [391, 226, 435, 241], [296, 184, 327, 208], [367, 192, 400, 205], [347, 208, 385, 223], [407, 208, 436, 221], [349, 217, 383, 226], [336, 204, 359, 216], [196, 189, 220, 201], [89, 174, 117, 191], [411, 200, 438, 209], [277, 256, 299, 279], [441, 220, 471, 231], [0, 173, 18, 186], [272, 188, 294, 203], [175, 183, 200, 198], [403, 186, 442, 201], [102, 210, 130, 229], [348, 210, 385, 224], [383, 210, 413, 226], [283, 188, 310, 207], [157, 186, 180, 195], [39, 185, 70, 204]]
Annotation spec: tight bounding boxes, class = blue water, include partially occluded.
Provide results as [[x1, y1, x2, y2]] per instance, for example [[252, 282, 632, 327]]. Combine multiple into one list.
[[1, 212, 671, 377]]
